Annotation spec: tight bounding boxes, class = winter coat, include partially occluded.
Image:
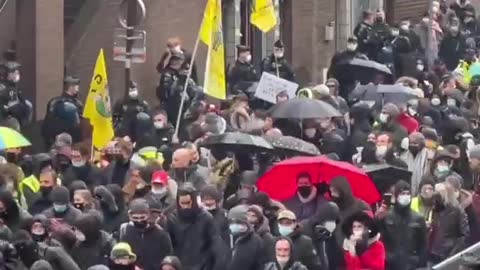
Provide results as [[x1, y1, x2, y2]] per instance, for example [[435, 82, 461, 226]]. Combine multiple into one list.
[[95, 185, 128, 235], [373, 122, 408, 148], [288, 228, 322, 270], [62, 164, 107, 190], [38, 242, 81, 270], [354, 22, 378, 60], [379, 207, 428, 270], [227, 61, 258, 95], [169, 165, 208, 191], [227, 231, 265, 270], [264, 261, 308, 270], [343, 235, 385, 270], [135, 125, 174, 150], [208, 208, 230, 244], [261, 55, 296, 82], [102, 161, 133, 188], [121, 223, 173, 270], [29, 195, 53, 216], [71, 231, 116, 270], [430, 205, 470, 260], [439, 33, 467, 71], [254, 217, 275, 260], [397, 113, 419, 134], [166, 209, 226, 270], [42, 205, 82, 226]]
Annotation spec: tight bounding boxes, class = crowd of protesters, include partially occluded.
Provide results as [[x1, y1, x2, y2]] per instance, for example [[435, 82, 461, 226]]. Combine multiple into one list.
[[0, 0, 479, 270]]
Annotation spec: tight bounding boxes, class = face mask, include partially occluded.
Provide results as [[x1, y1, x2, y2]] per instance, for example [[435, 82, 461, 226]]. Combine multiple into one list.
[[422, 17, 429, 24], [75, 230, 86, 242], [408, 107, 417, 116], [153, 120, 165, 129], [450, 26, 459, 33], [465, 17, 474, 23], [304, 128, 316, 138], [376, 145, 388, 158], [31, 233, 47, 242], [40, 186, 53, 197], [151, 187, 167, 196], [133, 220, 148, 230], [277, 256, 289, 267], [278, 225, 294, 236], [416, 64, 424, 71], [346, 43, 357, 51], [447, 98, 456, 107], [431, 98, 441, 106], [454, 190, 460, 199], [432, 6, 439, 13], [409, 145, 422, 155], [32, 228, 45, 236], [74, 203, 84, 211], [319, 120, 330, 130], [392, 29, 399, 36], [324, 221, 336, 233], [204, 205, 216, 211], [298, 186, 312, 197], [397, 194, 411, 206], [72, 160, 86, 168], [245, 54, 252, 63], [435, 164, 450, 175], [379, 113, 389, 123], [274, 52, 284, 58], [172, 45, 182, 53], [53, 204, 67, 213], [128, 90, 139, 99], [352, 228, 364, 238], [400, 25, 409, 31], [229, 223, 248, 235]]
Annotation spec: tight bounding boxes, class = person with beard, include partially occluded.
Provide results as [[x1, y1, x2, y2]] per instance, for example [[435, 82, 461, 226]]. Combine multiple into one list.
[[136, 109, 174, 150], [73, 189, 97, 213], [103, 140, 134, 187], [374, 133, 408, 168], [19, 153, 52, 208], [201, 185, 229, 243], [378, 181, 427, 270], [248, 192, 287, 234], [327, 37, 367, 78], [14, 230, 80, 270], [0, 189, 30, 233], [264, 237, 308, 270], [439, 23, 467, 71], [227, 45, 258, 96], [166, 184, 225, 270], [120, 199, 172, 270], [275, 210, 321, 270], [94, 185, 128, 235], [374, 103, 408, 147], [62, 143, 106, 190], [329, 177, 370, 243], [400, 132, 431, 195], [71, 211, 116, 269], [29, 170, 57, 215], [42, 186, 82, 226], [226, 205, 266, 270], [428, 182, 470, 264], [109, 242, 142, 270], [144, 171, 175, 212], [246, 205, 275, 259], [301, 202, 343, 270], [411, 177, 436, 224], [284, 173, 327, 222], [169, 148, 207, 191], [261, 40, 296, 82]]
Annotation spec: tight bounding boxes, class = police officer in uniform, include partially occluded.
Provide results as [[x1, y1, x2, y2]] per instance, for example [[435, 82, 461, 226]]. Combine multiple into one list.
[[261, 40, 296, 82], [227, 45, 258, 96], [42, 76, 83, 148], [113, 81, 150, 137], [0, 60, 33, 130]]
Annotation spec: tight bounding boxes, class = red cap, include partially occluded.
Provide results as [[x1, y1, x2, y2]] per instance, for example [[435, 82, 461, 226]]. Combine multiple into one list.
[[152, 171, 169, 185]]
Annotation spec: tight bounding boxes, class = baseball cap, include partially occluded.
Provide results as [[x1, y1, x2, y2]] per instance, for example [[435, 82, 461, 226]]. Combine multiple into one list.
[[277, 210, 296, 221], [152, 171, 169, 185]]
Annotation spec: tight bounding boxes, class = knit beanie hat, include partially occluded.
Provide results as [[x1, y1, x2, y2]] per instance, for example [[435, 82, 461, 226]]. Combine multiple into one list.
[[50, 186, 70, 204], [382, 103, 400, 118], [110, 242, 137, 261], [129, 199, 150, 214], [228, 205, 249, 224]]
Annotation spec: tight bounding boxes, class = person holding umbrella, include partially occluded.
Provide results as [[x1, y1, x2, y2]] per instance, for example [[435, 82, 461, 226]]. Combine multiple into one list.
[[283, 173, 326, 222]]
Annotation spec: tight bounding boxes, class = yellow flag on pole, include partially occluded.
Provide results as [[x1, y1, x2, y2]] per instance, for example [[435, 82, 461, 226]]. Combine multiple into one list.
[[251, 0, 277, 33], [83, 49, 114, 155], [199, 0, 226, 100]]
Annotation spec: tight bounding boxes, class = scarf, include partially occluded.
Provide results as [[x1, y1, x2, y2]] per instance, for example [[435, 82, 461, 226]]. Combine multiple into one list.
[[401, 148, 430, 195]]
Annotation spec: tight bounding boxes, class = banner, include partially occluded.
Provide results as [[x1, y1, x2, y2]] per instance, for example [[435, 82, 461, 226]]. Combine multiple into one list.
[[199, 0, 226, 100], [83, 49, 114, 156], [254, 72, 299, 104], [251, 0, 277, 33]]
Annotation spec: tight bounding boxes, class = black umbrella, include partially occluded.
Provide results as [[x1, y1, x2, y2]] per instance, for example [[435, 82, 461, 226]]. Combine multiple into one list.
[[200, 132, 274, 152], [349, 84, 418, 105], [270, 98, 342, 119], [335, 58, 394, 84], [362, 164, 412, 194], [264, 135, 321, 156]]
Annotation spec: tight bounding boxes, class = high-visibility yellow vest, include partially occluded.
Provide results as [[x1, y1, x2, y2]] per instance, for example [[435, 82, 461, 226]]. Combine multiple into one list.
[[455, 59, 478, 84], [19, 175, 40, 194], [411, 196, 432, 223]]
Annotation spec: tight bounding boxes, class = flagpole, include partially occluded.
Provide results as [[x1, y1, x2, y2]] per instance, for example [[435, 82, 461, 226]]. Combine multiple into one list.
[[172, 27, 202, 143]]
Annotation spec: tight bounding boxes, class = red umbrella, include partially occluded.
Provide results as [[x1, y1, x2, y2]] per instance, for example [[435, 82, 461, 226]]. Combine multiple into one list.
[[257, 156, 380, 204]]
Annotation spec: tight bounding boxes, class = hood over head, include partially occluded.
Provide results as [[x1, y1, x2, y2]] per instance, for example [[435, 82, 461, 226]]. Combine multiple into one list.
[[94, 185, 119, 213], [30, 260, 53, 270], [74, 211, 103, 241]]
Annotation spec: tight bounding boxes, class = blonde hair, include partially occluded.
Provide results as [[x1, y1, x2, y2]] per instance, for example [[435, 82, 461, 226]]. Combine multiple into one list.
[[74, 189, 95, 209], [435, 182, 460, 208]]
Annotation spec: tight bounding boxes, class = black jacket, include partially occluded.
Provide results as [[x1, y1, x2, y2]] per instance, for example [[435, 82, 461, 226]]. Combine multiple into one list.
[[327, 50, 367, 78], [38, 243, 81, 270], [228, 61, 258, 95], [42, 205, 82, 226], [261, 55, 296, 82], [439, 33, 467, 71], [71, 231, 115, 270], [264, 261, 308, 270], [62, 164, 107, 190], [208, 208, 230, 244], [227, 231, 265, 270], [354, 22, 378, 60], [166, 209, 226, 270], [29, 195, 53, 216], [379, 206, 428, 270], [121, 224, 173, 270], [288, 228, 322, 270]]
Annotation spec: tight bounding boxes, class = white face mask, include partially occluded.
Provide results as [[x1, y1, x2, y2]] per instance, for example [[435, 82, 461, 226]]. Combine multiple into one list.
[[397, 194, 411, 206], [432, 6, 439, 13], [408, 107, 417, 116], [203, 204, 216, 211], [400, 25, 409, 31], [75, 230, 86, 242], [32, 228, 45, 236], [129, 90, 139, 99], [392, 29, 399, 36], [304, 128, 317, 138], [346, 43, 358, 51], [422, 17, 429, 24], [319, 120, 330, 129], [276, 256, 289, 267], [431, 98, 441, 106], [72, 160, 86, 168], [323, 221, 336, 233], [416, 64, 424, 71], [171, 45, 182, 53], [454, 190, 460, 199], [274, 52, 284, 58], [154, 120, 165, 129], [245, 54, 252, 63], [352, 228, 364, 238], [379, 113, 389, 123], [447, 98, 456, 107], [376, 145, 388, 158], [151, 187, 167, 195]]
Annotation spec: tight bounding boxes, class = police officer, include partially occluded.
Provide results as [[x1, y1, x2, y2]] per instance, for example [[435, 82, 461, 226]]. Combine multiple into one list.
[[227, 45, 258, 96], [261, 40, 296, 82], [42, 76, 83, 148], [113, 81, 150, 136], [0, 60, 33, 130]]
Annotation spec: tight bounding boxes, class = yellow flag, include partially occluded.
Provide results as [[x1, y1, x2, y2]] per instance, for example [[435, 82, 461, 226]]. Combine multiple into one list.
[[251, 0, 277, 33], [83, 49, 114, 155], [199, 0, 226, 100]]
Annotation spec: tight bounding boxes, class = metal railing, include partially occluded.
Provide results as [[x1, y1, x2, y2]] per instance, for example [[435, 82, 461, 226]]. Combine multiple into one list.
[[433, 242, 480, 270]]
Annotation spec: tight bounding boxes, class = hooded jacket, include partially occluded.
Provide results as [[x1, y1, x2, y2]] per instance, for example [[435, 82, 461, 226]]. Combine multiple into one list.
[[121, 223, 173, 270], [30, 260, 53, 270], [287, 227, 322, 270], [37, 243, 81, 270], [95, 185, 128, 235], [42, 205, 81, 226], [169, 165, 208, 192], [0, 190, 31, 233], [227, 230, 265, 270], [264, 237, 308, 270], [62, 163, 107, 190], [71, 212, 116, 270]]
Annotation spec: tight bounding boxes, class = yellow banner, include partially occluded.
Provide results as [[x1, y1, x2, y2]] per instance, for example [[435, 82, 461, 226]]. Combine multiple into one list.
[[83, 49, 114, 155], [199, 0, 226, 100], [251, 0, 277, 33]]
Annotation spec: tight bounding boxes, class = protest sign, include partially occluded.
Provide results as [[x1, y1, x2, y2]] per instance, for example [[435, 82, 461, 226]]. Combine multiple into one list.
[[254, 72, 298, 104]]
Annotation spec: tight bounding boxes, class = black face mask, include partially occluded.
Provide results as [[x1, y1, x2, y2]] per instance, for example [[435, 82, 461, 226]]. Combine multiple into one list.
[[40, 186, 53, 197], [178, 208, 198, 221], [5, 152, 18, 164], [314, 225, 331, 241], [375, 17, 384, 23], [298, 186, 312, 198], [31, 233, 47, 242], [133, 220, 148, 230], [110, 263, 135, 270], [74, 203, 84, 211], [408, 145, 423, 156], [0, 211, 8, 220]]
